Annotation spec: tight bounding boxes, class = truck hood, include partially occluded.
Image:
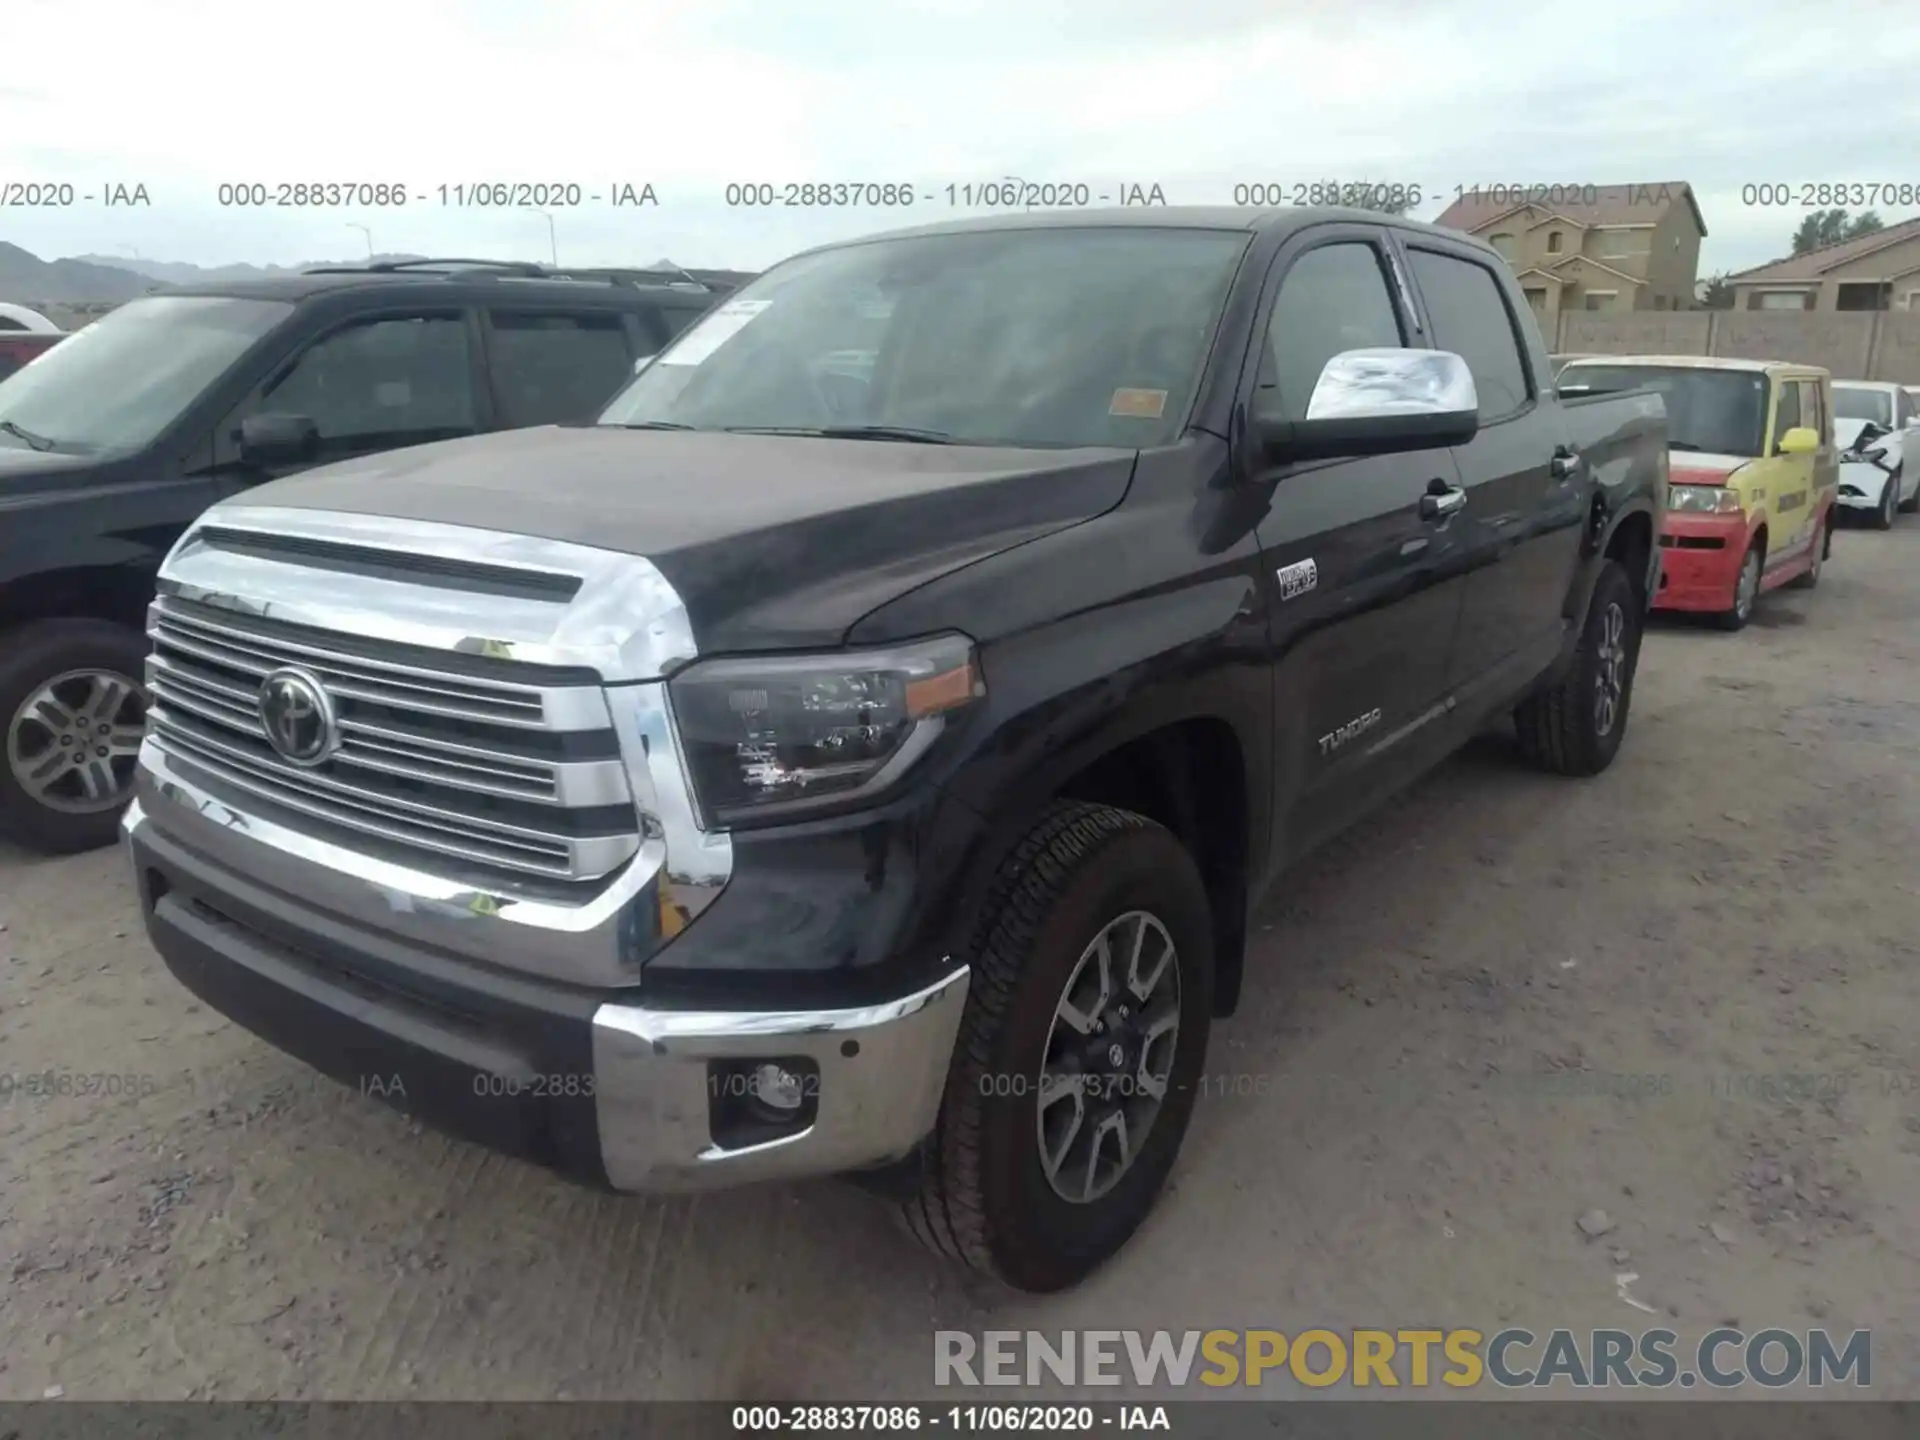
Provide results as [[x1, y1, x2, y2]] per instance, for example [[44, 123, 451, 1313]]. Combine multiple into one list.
[[241, 425, 1138, 652], [0, 444, 98, 503]]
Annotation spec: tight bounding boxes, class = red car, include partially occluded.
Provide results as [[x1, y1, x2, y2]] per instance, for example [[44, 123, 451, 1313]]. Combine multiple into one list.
[[0, 331, 64, 381]]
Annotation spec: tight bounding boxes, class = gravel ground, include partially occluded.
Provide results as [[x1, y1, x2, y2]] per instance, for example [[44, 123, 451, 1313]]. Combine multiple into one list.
[[2, 526, 1918, 1401]]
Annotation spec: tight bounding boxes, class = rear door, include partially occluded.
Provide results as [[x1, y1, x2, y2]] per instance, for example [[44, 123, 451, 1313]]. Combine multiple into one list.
[[479, 306, 643, 428], [1399, 239, 1582, 697], [1245, 226, 1471, 862]]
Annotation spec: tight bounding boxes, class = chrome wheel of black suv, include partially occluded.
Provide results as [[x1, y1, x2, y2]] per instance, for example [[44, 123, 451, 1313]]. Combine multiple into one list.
[[896, 801, 1213, 1293], [0, 619, 149, 854], [1513, 560, 1643, 778]]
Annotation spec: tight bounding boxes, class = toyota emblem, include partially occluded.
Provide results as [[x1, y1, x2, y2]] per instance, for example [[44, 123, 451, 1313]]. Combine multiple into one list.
[[257, 667, 338, 766]]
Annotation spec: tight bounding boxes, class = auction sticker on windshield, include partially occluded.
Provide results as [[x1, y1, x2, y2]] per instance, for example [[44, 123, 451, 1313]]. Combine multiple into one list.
[[660, 298, 772, 366], [1110, 387, 1168, 418]]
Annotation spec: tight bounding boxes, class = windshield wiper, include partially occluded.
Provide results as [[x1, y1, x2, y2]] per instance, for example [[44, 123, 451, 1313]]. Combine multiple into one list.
[[615, 420, 695, 431], [725, 424, 953, 445], [1666, 441, 1704, 452], [0, 419, 57, 452]]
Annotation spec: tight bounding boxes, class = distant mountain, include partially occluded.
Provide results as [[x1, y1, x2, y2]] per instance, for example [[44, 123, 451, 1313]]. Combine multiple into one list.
[[70, 253, 427, 285], [0, 242, 155, 305]]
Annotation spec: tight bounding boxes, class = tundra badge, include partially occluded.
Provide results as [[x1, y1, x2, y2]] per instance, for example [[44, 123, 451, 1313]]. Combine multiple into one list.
[[1318, 707, 1383, 755], [1275, 558, 1318, 601]]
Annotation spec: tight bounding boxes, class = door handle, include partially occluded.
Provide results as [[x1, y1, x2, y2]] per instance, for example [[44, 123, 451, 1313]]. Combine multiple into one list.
[[1420, 479, 1466, 520], [1550, 445, 1580, 479]]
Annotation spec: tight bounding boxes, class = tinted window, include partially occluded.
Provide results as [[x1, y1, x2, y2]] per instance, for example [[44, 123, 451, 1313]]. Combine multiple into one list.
[[0, 296, 290, 455], [600, 228, 1250, 449], [1771, 379, 1801, 449], [1406, 249, 1531, 419], [264, 314, 476, 444], [487, 311, 633, 426], [1832, 385, 1893, 427], [1559, 364, 1768, 457], [1253, 242, 1403, 423]]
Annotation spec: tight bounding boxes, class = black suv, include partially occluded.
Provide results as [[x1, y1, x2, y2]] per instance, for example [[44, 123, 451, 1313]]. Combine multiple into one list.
[[0, 260, 738, 853]]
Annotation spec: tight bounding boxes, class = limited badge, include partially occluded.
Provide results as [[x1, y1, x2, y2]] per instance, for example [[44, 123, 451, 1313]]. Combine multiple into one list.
[[1109, 387, 1168, 418], [1275, 558, 1318, 600]]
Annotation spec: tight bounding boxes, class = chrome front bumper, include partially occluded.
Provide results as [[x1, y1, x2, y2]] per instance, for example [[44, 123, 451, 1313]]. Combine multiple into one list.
[[590, 966, 969, 1191], [125, 795, 969, 1191]]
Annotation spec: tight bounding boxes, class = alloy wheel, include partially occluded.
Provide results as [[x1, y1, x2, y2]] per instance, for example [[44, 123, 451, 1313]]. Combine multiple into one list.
[[1734, 551, 1760, 621], [1037, 910, 1181, 1205], [5, 669, 148, 814], [1593, 601, 1628, 737]]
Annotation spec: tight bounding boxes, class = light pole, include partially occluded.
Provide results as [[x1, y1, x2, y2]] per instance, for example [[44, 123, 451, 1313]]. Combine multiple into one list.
[[535, 210, 557, 266], [346, 223, 373, 258]]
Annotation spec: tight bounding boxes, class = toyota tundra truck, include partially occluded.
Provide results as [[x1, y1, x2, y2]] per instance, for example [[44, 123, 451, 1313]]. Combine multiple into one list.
[[124, 208, 1667, 1293]]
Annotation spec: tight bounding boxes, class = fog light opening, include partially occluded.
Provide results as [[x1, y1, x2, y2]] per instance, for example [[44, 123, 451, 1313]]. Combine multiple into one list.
[[749, 1062, 806, 1120]]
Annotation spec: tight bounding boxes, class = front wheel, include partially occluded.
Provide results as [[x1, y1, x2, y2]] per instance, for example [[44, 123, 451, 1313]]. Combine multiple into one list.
[[1715, 542, 1763, 631], [896, 801, 1214, 1292], [1513, 559, 1643, 777], [0, 619, 151, 854]]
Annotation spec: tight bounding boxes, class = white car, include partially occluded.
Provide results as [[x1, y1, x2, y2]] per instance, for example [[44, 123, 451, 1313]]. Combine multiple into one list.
[[1833, 380, 1920, 529]]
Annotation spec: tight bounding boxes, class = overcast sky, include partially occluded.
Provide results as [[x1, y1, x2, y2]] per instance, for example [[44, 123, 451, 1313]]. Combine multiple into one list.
[[4, 0, 1918, 277]]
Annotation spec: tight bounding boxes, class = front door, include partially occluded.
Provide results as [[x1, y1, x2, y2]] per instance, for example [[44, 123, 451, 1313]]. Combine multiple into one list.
[[1242, 229, 1470, 865], [1759, 376, 1816, 571], [205, 308, 486, 496]]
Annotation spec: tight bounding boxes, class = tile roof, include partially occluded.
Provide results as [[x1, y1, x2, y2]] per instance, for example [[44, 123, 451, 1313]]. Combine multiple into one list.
[[1724, 215, 1920, 283], [1434, 182, 1705, 238]]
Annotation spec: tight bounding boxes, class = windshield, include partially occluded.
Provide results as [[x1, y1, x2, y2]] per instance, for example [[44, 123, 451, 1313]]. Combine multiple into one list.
[[1559, 364, 1768, 457], [0, 295, 291, 455], [1832, 386, 1892, 427], [598, 227, 1251, 448]]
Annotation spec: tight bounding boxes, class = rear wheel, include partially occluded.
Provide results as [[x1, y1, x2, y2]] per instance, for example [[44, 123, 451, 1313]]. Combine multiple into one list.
[[894, 801, 1214, 1292], [1871, 477, 1897, 530], [0, 619, 150, 854], [1513, 560, 1643, 777], [1788, 516, 1826, 589], [1716, 541, 1763, 631]]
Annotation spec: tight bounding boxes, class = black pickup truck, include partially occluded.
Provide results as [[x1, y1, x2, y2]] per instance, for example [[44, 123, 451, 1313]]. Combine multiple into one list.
[[0, 261, 737, 853], [123, 209, 1666, 1292]]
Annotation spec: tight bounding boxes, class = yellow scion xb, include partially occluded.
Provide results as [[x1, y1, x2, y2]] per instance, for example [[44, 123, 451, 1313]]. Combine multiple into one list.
[[1557, 356, 1840, 630]]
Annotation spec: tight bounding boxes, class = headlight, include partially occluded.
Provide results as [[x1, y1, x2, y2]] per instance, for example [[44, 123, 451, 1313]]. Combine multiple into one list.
[[667, 633, 983, 827], [1667, 484, 1743, 514]]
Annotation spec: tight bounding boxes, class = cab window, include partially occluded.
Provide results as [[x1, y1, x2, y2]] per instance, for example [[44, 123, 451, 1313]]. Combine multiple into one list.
[[1770, 379, 1801, 453], [1797, 381, 1826, 446]]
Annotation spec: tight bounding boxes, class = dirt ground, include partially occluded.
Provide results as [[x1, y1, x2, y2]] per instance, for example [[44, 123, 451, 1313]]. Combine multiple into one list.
[[3, 525, 1918, 1402]]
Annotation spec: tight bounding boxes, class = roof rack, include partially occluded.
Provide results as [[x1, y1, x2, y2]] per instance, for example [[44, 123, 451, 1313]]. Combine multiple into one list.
[[297, 259, 751, 292]]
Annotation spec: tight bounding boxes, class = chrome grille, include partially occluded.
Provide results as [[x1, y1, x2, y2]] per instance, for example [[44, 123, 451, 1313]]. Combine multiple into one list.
[[144, 597, 640, 883]]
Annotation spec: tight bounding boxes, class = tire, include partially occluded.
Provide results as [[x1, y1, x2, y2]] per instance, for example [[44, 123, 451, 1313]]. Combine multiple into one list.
[[895, 800, 1214, 1292], [1513, 560, 1643, 777], [1870, 477, 1897, 530], [0, 618, 150, 854], [1787, 516, 1826, 589], [1714, 540, 1764, 632]]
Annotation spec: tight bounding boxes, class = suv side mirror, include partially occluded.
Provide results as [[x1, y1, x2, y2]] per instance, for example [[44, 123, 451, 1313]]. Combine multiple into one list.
[[239, 413, 320, 468], [1255, 349, 1479, 464], [1777, 425, 1819, 456]]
